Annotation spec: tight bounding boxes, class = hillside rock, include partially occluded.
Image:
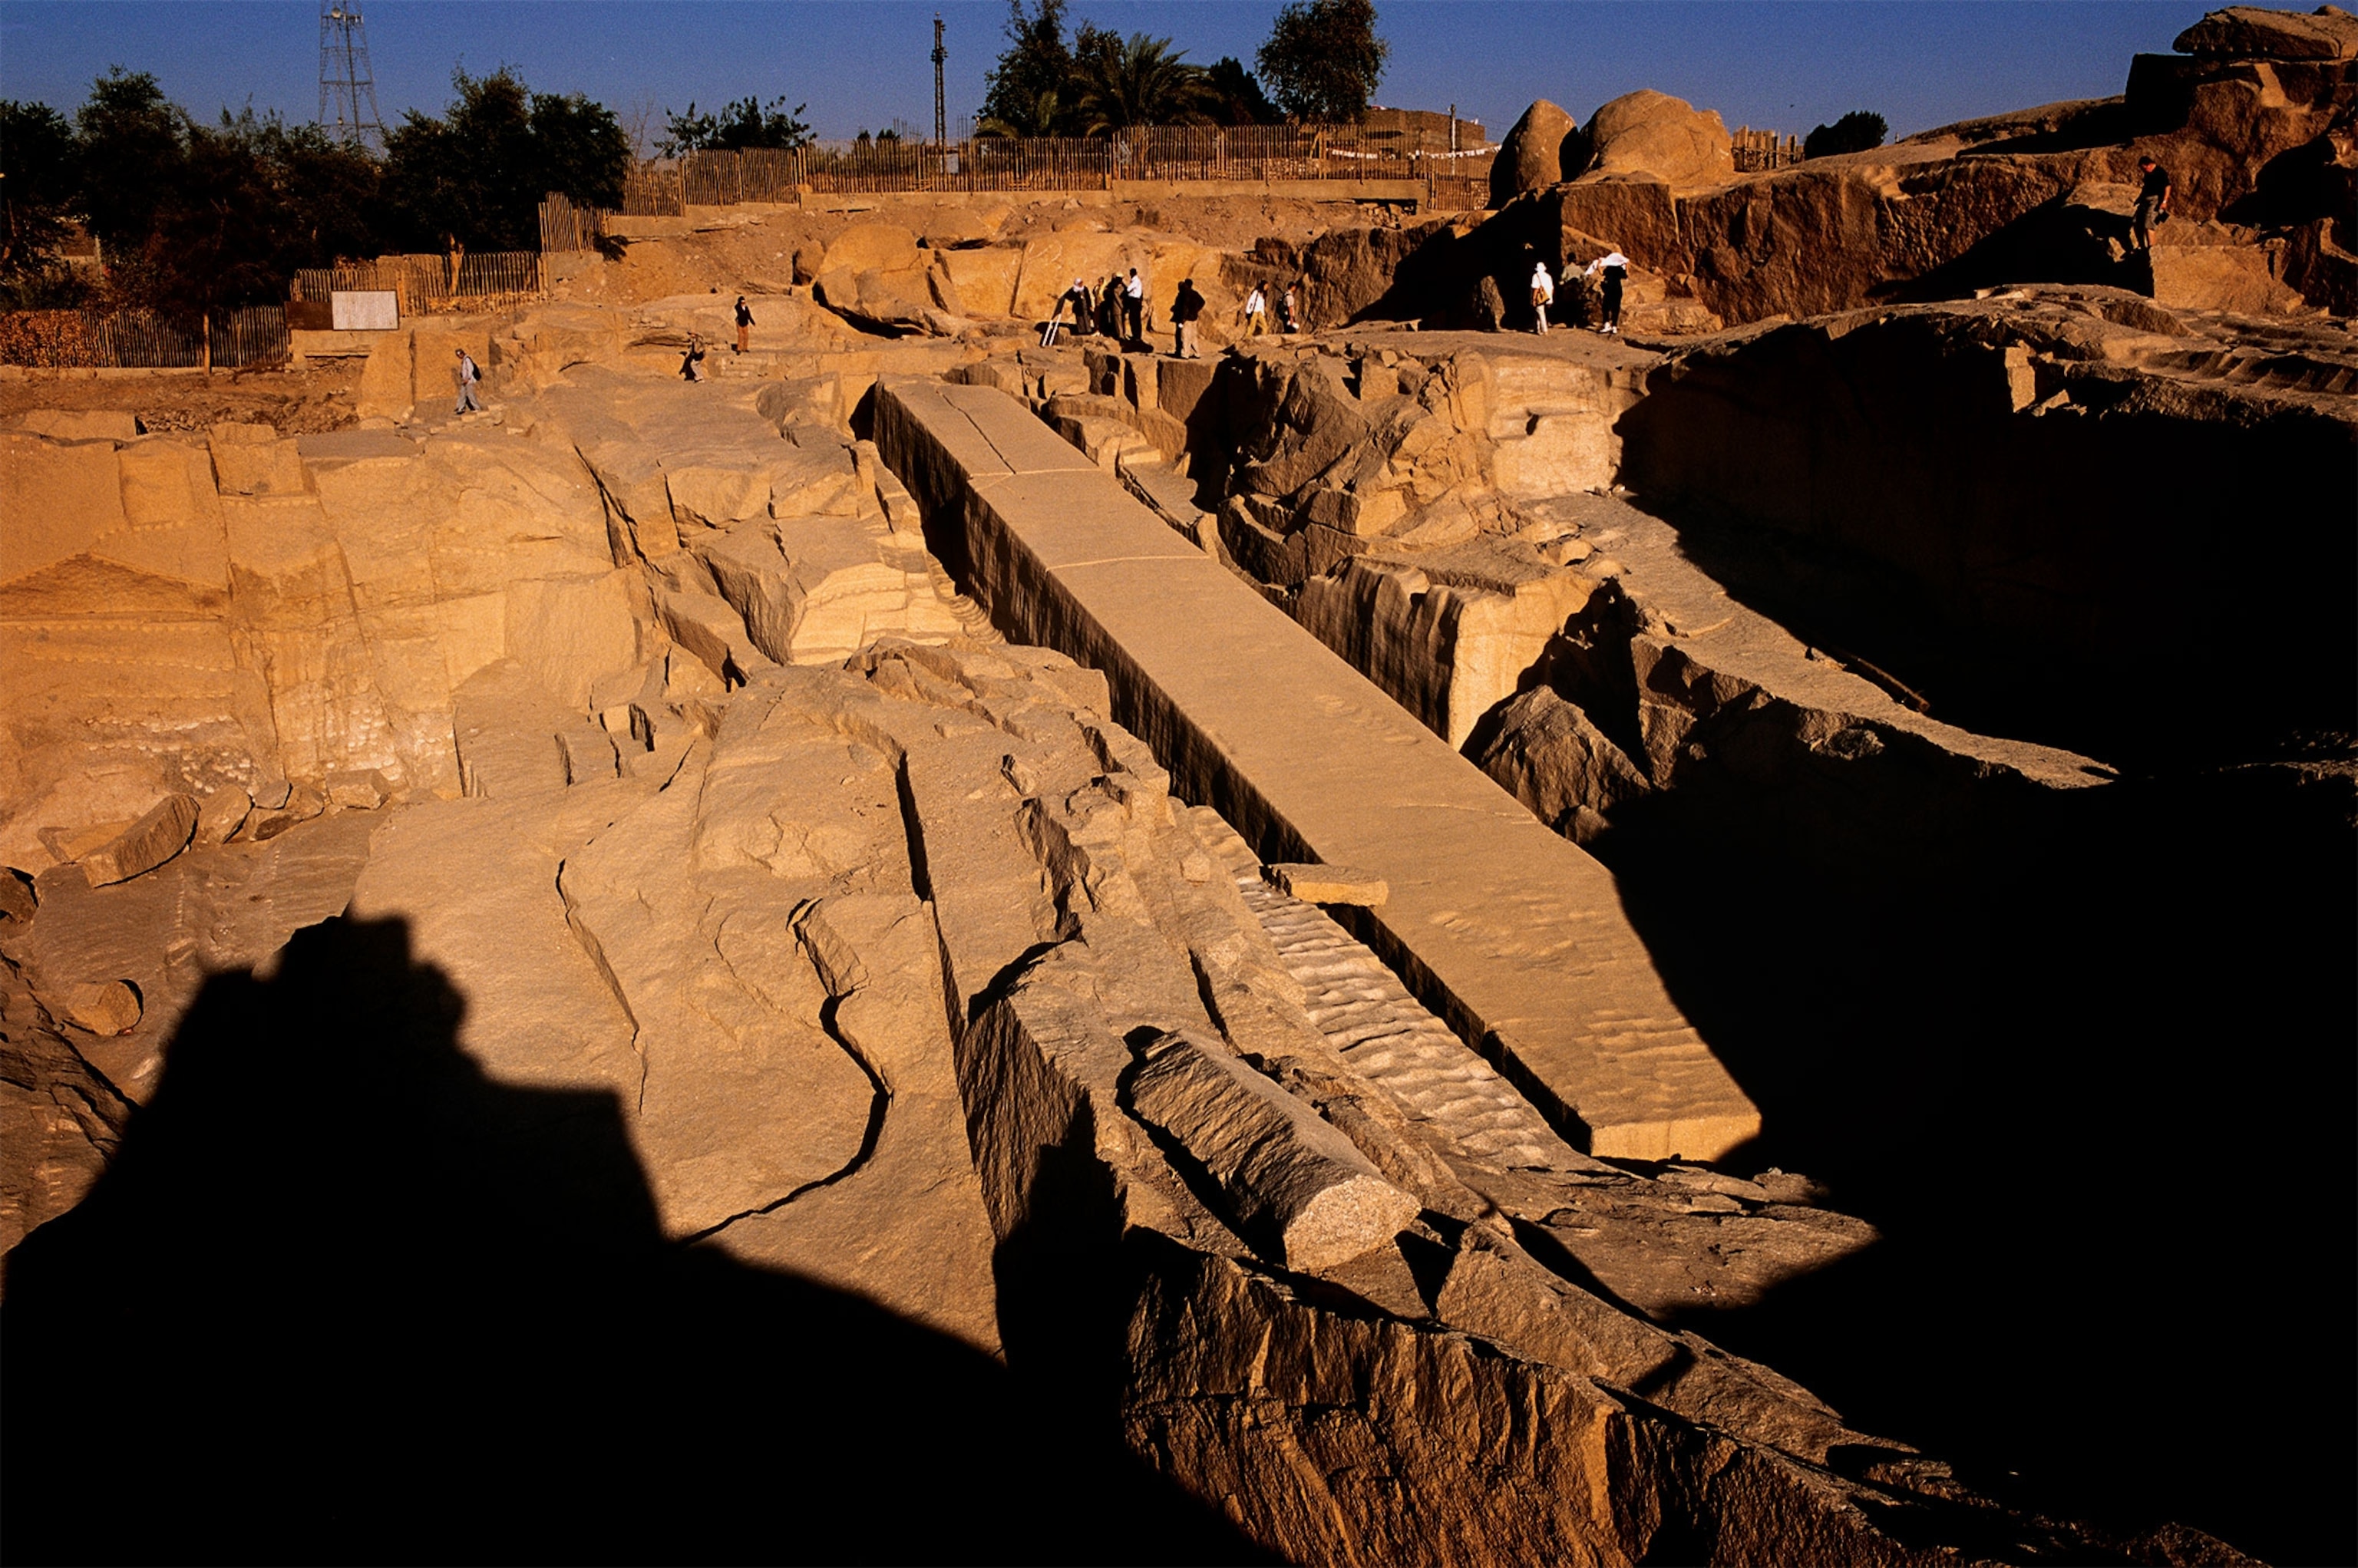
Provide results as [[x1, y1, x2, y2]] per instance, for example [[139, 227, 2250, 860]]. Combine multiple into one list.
[[1302, 7, 2355, 330], [2175, 2, 2358, 57]]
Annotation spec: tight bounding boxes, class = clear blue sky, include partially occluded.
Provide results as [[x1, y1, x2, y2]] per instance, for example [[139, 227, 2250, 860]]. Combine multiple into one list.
[[2, 2, 2211, 145]]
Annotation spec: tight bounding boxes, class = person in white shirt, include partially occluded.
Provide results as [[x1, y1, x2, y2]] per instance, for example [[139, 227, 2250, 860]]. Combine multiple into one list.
[[1584, 249, 1630, 335], [1530, 262, 1555, 335], [1242, 284, 1267, 336], [1123, 269, 1146, 346]]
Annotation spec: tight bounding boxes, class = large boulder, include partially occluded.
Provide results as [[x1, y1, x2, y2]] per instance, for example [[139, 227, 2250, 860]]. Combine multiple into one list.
[[813, 223, 946, 332], [1579, 89, 1736, 191], [936, 244, 1024, 317], [1491, 100, 1581, 206], [818, 223, 921, 277]]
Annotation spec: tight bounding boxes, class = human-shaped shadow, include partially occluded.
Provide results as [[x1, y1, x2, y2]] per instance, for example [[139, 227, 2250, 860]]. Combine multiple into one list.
[[3, 917, 1262, 1566]]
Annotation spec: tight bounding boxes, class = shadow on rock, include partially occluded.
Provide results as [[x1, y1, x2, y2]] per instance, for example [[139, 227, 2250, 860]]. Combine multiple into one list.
[[1591, 762, 2356, 1567], [2, 916, 1258, 1567]]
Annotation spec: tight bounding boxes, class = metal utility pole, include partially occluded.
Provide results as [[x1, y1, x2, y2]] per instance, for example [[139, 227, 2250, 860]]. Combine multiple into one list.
[[318, 2, 388, 150], [932, 15, 948, 149]]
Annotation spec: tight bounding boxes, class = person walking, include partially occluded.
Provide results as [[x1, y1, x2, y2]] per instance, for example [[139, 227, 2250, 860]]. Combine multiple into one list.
[[1171, 278, 1206, 358], [2132, 156, 2173, 251], [1098, 276, 1123, 339], [1241, 283, 1268, 337], [452, 348, 481, 415], [1584, 249, 1629, 335], [1123, 269, 1146, 347], [734, 295, 755, 354], [1278, 280, 1300, 334], [1530, 261, 1555, 335], [679, 333, 707, 381]]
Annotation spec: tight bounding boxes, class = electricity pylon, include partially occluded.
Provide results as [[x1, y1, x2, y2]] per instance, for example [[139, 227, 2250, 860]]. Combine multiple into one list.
[[319, 2, 388, 150], [933, 14, 947, 148]]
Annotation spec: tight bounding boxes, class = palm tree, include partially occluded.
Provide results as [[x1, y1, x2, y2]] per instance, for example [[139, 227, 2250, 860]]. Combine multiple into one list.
[[1070, 31, 1216, 134], [976, 87, 1063, 138]]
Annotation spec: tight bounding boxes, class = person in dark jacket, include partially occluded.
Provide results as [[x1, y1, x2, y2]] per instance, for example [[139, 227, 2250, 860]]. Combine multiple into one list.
[[1098, 276, 1123, 339], [2132, 157, 2173, 250], [1584, 249, 1629, 335], [679, 334, 707, 381], [734, 296, 755, 353], [1171, 279, 1206, 358], [1043, 278, 1091, 345]]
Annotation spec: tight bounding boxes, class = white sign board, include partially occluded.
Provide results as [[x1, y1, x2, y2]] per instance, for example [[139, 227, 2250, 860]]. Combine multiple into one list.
[[330, 290, 399, 331]]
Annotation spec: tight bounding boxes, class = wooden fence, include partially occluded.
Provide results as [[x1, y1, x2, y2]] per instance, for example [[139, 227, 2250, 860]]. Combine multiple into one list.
[[1732, 127, 1803, 173], [292, 251, 543, 313], [537, 194, 605, 253], [570, 126, 1494, 234], [210, 306, 292, 368], [1424, 173, 1491, 210], [0, 305, 290, 369]]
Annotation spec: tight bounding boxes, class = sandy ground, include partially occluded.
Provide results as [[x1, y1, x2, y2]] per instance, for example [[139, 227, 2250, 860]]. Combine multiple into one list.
[[0, 359, 363, 436]]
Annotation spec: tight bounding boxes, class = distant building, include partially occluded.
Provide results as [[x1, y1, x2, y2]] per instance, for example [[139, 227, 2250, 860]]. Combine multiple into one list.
[[52, 219, 104, 269], [1358, 107, 1488, 154]]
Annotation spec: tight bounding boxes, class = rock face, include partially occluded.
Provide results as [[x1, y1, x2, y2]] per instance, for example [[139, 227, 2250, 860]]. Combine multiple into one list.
[[1471, 487, 2112, 871], [1057, 329, 1652, 748], [1617, 289, 2358, 751], [1578, 88, 1735, 190], [0, 414, 644, 870], [1491, 99, 1581, 206]]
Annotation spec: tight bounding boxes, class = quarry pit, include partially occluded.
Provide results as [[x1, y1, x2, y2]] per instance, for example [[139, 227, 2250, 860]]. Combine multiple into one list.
[[4, 9, 2353, 1565]]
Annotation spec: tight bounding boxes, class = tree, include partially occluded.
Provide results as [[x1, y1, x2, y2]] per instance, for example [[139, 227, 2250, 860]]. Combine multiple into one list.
[[383, 68, 628, 250], [1257, 0, 1388, 124], [656, 95, 812, 157], [1805, 111, 1888, 160], [528, 88, 631, 208], [104, 108, 383, 315], [1, 100, 84, 299], [18, 72, 388, 314], [271, 115, 387, 262], [979, 0, 1073, 136], [1069, 31, 1216, 133], [74, 68, 187, 253], [1204, 58, 1278, 127]]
